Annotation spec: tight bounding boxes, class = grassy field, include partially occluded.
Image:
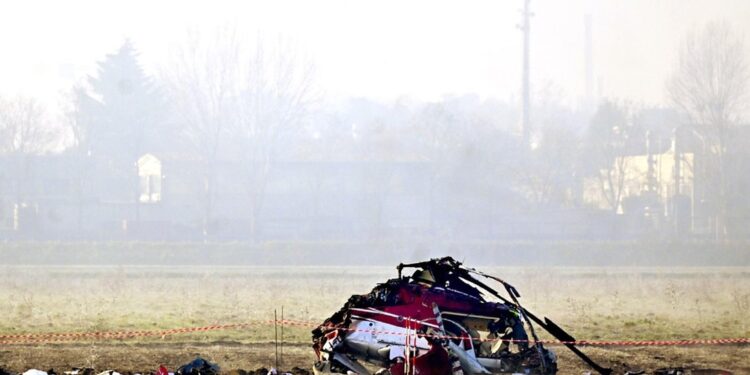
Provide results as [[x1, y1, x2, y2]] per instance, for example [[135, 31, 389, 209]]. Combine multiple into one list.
[[0, 265, 749, 373]]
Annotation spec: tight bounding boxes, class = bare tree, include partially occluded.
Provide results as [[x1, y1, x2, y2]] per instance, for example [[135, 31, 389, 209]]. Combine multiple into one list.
[[518, 124, 581, 207], [164, 28, 316, 239], [234, 36, 317, 239], [514, 84, 582, 208], [0, 96, 57, 224], [162, 27, 242, 238], [585, 100, 636, 213], [667, 21, 749, 239], [0, 96, 53, 155], [63, 85, 101, 153], [62, 86, 100, 234]]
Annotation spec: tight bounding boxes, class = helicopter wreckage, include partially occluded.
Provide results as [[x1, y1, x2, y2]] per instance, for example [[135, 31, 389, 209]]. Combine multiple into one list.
[[311, 257, 734, 375]]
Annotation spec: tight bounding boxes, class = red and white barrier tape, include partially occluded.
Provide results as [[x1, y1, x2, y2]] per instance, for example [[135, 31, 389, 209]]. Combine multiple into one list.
[[1, 319, 748, 347]]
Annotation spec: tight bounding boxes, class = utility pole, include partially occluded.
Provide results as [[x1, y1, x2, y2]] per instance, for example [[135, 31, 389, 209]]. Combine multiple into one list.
[[520, 0, 532, 146]]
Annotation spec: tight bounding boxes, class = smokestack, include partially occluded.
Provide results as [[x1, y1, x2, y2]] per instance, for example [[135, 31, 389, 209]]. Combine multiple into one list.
[[521, 0, 532, 146], [584, 13, 594, 114]]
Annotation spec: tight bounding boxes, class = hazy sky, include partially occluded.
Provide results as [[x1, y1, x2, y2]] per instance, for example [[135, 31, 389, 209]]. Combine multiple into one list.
[[1, 0, 749, 114]]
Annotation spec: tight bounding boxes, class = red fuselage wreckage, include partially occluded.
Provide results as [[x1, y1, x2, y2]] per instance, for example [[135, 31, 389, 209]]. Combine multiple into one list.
[[312, 257, 612, 375]]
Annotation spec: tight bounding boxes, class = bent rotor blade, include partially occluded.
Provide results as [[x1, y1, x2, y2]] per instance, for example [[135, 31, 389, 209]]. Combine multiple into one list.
[[459, 269, 613, 375]]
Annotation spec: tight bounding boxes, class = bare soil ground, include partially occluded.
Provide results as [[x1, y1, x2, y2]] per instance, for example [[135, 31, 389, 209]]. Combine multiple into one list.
[[1, 266, 749, 374], [2, 342, 749, 374]]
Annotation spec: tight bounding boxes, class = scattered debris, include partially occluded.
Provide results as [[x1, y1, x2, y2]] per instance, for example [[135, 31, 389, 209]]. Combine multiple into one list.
[[64, 368, 94, 375], [244, 369, 309, 375], [22, 370, 53, 375], [176, 358, 219, 375], [0, 359, 734, 374], [653, 369, 732, 375]]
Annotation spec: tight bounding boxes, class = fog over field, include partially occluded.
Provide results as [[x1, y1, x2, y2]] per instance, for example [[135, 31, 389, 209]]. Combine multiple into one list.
[[0, 0, 749, 246], [0, 1, 749, 374]]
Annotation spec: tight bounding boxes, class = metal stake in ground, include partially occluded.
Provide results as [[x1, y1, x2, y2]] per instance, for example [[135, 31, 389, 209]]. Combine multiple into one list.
[[274, 309, 279, 369], [281, 305, 285, 368]]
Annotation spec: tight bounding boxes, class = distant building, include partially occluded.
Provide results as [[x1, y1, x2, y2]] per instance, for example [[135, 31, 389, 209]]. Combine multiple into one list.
[[583, 144, 695, 216]]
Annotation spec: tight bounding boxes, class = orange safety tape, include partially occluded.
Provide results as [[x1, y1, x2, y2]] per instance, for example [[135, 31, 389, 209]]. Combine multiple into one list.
[[1, 319, 749, 347], [0, 322, 272, 344]]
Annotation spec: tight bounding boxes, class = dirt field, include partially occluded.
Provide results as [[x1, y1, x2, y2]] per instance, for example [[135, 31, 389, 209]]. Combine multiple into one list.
[[1, 266, 749, 374]]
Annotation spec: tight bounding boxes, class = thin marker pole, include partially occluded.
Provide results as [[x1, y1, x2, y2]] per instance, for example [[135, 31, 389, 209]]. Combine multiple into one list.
[[274, 309, 279, 369], [281, 305, 284, 367]]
